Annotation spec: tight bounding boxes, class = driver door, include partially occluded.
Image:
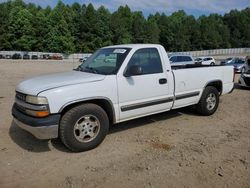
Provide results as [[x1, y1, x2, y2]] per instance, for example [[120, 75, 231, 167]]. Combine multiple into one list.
[[117, 48, 173, 121]]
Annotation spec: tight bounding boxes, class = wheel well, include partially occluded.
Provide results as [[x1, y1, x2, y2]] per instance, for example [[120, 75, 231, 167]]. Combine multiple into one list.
[[206, 81, 222, 95], [60, 99, 115, 124]]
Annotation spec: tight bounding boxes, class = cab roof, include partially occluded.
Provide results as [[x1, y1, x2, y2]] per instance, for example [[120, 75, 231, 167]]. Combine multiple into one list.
[[103, 44, 163, 49]]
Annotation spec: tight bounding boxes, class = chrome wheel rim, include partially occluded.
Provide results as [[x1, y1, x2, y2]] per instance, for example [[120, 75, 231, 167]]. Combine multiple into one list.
[[73, 115, 100, 143], [206, 93, 216, 110]]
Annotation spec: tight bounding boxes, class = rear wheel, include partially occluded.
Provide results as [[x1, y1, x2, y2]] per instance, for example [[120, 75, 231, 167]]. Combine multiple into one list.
[[60, 103, 109, 152], [196, 86, 219, 116], [210, 62, 215, 65]]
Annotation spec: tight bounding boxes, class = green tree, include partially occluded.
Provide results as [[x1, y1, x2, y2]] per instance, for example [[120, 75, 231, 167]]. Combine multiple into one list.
[[224, 8, 250, 47], [7, 6, 36, 51], [96, 6, 112, 47], [110, 5, 133, 44], [131, 11, 146, 43], [0, 0, 249, 52], [79, 4, 99, 52], [144, 17, 160, 43], [46, 1, 74, 53], [199, 14, 230, 49], [0, 1, 12, 50]]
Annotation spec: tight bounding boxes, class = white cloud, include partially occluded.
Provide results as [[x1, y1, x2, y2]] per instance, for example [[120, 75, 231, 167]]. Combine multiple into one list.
[[89, 0, 249, 14], [1, 0, 248, 15]]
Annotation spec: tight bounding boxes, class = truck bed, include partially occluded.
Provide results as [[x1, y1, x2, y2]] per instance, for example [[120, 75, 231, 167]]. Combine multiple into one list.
[[171, 65, 234, 109]]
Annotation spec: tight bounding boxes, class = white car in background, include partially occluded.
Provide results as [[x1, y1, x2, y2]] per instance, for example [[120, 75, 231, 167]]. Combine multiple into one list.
[[195, 57, 216, 65]]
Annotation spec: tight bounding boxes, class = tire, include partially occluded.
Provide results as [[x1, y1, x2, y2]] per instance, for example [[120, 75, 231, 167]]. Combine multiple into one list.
[[60, 103, 109, 152], [210, 62, 215, 66], [196, 86, 219, 116]]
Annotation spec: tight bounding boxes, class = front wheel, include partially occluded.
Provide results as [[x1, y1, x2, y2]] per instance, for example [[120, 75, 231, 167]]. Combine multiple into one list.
[[60, 103, 109, 152], [196, 86, 219, 116]]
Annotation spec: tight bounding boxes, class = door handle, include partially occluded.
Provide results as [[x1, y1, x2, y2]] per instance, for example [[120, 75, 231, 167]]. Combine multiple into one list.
[[159, 78, 167, 84]]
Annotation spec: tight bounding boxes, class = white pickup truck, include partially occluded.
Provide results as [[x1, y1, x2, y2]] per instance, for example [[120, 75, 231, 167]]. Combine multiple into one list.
[[12, 44, 234, 152]]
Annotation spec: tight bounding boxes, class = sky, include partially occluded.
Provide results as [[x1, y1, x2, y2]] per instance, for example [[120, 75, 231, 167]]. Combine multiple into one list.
[[2, 0, 250, 17]]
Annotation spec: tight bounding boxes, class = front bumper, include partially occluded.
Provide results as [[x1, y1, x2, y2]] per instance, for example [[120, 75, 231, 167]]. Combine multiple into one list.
[[12, 105, 60, 139]]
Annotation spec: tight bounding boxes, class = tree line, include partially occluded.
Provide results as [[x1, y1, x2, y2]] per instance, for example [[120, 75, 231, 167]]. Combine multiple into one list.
[[0, 0, 249, 54]]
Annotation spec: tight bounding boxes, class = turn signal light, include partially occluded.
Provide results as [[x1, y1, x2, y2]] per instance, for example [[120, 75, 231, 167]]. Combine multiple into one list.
[[35, 111, 50, 117], [26, 109, 49, 117]]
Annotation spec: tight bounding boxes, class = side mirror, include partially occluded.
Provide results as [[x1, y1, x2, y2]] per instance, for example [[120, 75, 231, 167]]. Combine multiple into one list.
[[124, 65, 143, 77]]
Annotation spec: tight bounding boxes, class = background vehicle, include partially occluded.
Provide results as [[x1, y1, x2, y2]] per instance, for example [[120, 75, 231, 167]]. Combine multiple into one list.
[[5, 55, 11, 59], [239, 56, 250, 87], [23, 54, 30, 60], [222, 57, 245, 73], [31, 55, 38, 60], [12, 44, 234, 152], [220, 57, 233, 65], [169, 55, 194, 66], [40, 54, 50, 59], [51, 55, 63, 60], [79, 57, 88, 63], [12, 53, 22, 59], [194, 57, 215, 65]]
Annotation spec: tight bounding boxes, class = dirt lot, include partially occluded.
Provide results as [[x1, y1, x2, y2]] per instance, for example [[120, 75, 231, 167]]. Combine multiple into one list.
[[0, 61, 249, 188]]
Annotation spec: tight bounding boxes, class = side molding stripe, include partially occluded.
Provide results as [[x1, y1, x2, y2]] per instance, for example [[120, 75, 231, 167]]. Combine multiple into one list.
[[175, 91, 200, 100], [121, 97, 173, 112], [120, 91, 200, 112]]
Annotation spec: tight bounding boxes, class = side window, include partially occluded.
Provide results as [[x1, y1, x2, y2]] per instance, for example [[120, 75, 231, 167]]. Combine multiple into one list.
[[176, 56, 182, 62], [182, 56, 192, 61], [127, 48, 163, 74]]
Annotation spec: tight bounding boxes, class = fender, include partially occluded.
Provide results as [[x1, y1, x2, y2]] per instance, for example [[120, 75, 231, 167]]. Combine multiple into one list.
[[203, 79, 223, 95], [58, 96, 116, 123]]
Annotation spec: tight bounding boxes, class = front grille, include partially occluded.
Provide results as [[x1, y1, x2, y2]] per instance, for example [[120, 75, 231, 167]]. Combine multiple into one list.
[[14, 103, 26, 114], [16, 92, 26, 102]]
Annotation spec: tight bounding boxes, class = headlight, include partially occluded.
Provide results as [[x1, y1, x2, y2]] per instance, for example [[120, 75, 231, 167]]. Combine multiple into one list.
[[26, 95, 48, 104]]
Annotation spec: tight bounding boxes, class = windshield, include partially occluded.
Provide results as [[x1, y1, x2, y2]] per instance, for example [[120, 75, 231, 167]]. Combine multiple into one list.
[[228, 59, 245, 65], [169, 56, 177, 62], [77, 48, 131, 75]]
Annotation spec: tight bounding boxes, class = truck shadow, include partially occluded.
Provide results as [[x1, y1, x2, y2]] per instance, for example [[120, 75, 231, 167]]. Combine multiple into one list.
[[109, 110, 182, 134], [9, 120, 72, 153], [9, 108, 197, 153], [9, 121, 53, 152]]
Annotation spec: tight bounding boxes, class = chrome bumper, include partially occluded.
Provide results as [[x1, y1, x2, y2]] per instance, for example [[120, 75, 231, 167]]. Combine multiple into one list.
[[13, 118, 58, 139]]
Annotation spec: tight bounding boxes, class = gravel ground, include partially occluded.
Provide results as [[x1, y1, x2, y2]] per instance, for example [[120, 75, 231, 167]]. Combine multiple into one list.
[[0, 61, 249, 188]]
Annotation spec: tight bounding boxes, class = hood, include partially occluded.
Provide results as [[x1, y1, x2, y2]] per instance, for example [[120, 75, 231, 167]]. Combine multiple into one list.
[[16, 71, 105, 95]]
